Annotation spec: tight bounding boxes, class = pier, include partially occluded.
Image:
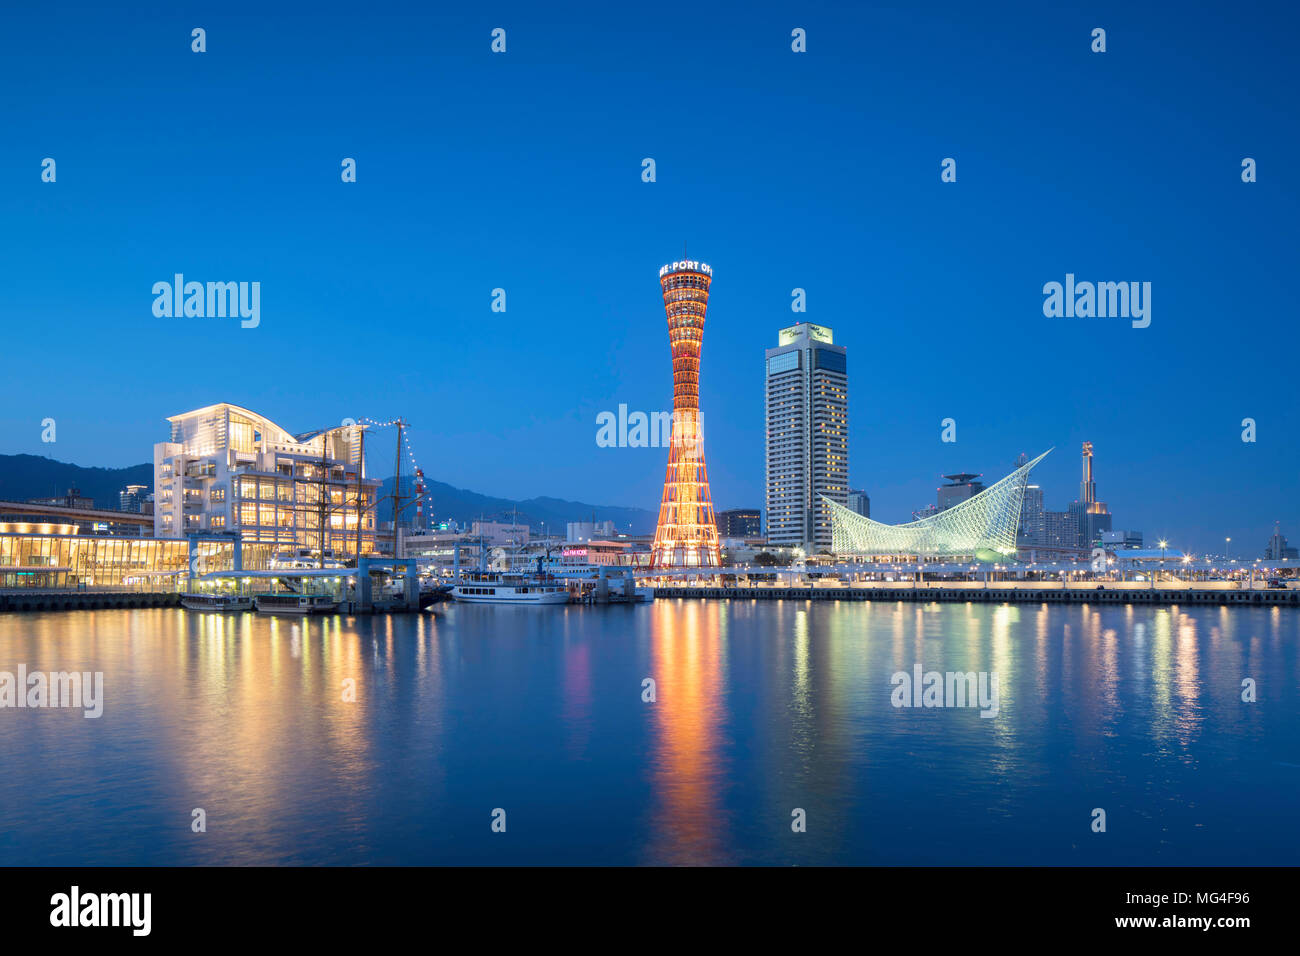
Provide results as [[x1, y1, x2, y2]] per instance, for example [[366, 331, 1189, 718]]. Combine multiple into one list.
[[0, 590, 183, 612], [652, 584, 1300, 606]]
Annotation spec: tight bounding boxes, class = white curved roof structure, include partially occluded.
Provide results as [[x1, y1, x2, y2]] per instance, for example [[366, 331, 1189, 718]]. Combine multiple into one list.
[[166, 403, 298, 445], [823, 449, 1052, 557]]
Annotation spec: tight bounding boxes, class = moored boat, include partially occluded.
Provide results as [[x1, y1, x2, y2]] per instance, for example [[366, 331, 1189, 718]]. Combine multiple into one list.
[[453, 571, 569, 605], [181, 593, 254, 612], [254, 593, 340, 615]]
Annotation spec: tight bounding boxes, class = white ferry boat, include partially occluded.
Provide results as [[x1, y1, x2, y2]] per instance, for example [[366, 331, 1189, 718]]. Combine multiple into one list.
[[181, 593, 254, 612], [453, 571, 570, 605], [254, 593, 341, 615]]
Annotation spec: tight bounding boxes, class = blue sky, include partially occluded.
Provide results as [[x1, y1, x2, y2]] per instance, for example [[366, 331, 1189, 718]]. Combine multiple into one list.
[[1, 1, 1296, 555]]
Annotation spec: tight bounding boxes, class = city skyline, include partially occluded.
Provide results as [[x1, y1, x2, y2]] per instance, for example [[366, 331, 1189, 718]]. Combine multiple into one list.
[[1, 4, 1296, 556], [1, 0, 1297, 904]]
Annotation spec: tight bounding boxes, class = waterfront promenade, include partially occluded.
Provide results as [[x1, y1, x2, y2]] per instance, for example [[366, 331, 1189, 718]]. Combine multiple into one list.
[[654, 581, 1300, 607], [6, 580, 1300, 611]]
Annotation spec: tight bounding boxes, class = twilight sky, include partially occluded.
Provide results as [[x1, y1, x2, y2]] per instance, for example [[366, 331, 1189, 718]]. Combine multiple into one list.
[[1, 1, 1296, 555]]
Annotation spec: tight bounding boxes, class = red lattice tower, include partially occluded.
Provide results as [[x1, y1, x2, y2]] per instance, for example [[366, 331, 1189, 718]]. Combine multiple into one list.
[[650, 259, 721, 568]]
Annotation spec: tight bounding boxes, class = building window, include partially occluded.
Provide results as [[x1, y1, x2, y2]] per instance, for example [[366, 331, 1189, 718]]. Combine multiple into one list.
[[767, 352, 800, 375]]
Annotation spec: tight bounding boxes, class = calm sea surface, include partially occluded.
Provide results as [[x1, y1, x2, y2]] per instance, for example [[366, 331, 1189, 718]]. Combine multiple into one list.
[[0, 600, 1297, 865]]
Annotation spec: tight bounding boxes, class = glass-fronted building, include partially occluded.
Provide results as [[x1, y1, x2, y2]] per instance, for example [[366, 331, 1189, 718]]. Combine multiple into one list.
[[0, 527, 288, 590], [0, 531, 190, 590]]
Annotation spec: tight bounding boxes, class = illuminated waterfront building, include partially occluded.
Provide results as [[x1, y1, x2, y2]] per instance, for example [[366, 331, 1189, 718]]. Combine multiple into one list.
[[765, 322, 848, 552], [650, 259, 721, 568], [0, 528, 190, 589], [154, 403, 380, 556], [826, 450, 1050, 558]]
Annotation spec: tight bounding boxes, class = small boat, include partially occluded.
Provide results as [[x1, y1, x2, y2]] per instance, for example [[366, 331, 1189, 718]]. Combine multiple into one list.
[[181, 593, 254, 612], [255, 593, 340, 615], [453, 571, 569, 605], [419, 582, 455, 609], [269, 547, 346, 570]]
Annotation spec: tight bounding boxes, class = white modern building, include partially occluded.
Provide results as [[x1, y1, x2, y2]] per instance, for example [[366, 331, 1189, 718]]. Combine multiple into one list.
[[470, 520, 530, 547], [765, 322, 848, 552], [153, 403, 380, 556], [567, 520, 615, 543]]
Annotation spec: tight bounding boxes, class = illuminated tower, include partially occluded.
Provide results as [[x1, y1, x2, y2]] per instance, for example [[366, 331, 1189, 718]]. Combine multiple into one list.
[[1070, 440, 1111, 548], [651, 258, 722, 568], [1080, 441, 1096, 504]]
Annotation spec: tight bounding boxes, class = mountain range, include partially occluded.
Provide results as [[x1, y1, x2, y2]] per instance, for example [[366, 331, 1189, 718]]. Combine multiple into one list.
[[376, 475, 656, 535], [0, 454, 153, 509], [0, 454, 658, 534]]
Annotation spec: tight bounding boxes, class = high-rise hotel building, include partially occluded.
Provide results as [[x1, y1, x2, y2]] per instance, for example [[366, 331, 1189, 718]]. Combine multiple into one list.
[[765, 323, 848, 552], [154, 403, 380, 555]]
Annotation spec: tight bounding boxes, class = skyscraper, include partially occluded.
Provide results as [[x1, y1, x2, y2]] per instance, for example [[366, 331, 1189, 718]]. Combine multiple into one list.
[[937, 473, 985, 512], [765, 322, 848, 552], [846, 489, 870, 518], [1263, 521, 1299, 560], [715, 508, 762, 538], [1018, 483, 1045, 545], [1073, 440, 1112, 547], [650, 259, 721, 568], [119, 484, 149, 513]]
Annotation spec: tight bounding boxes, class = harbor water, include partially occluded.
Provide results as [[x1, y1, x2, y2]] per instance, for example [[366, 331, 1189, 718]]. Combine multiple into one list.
[[0, 600, 1296, 865]]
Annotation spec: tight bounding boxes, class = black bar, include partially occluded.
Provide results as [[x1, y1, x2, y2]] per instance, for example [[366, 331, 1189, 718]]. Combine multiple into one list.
[[0, 866, 1284, 942]]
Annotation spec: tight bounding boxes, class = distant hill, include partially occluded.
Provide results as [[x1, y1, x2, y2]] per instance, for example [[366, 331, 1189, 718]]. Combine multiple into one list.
[[0, 454, 152, 510], [377, 476, 657, 535], [0, 454, 657, 533]]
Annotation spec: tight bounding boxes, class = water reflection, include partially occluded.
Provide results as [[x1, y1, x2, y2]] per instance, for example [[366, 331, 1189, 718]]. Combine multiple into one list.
[[644, 600, 729, 864], [0, 601, 1294, 865]]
